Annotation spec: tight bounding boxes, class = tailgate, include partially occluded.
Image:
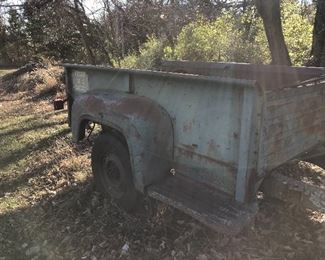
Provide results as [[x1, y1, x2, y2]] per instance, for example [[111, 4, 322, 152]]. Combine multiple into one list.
[[258, 78, 325, 173]]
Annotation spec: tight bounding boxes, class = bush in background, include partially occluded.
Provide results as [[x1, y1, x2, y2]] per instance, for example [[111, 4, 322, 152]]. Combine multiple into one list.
[[120, 0, 314, 69], [166, 14, 269, 64], [119, 37, 165, 69]]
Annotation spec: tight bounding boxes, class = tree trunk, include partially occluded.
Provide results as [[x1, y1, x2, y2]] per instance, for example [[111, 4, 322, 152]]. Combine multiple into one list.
[[255, 0, 292, 66], [310, 0, 325, 67]]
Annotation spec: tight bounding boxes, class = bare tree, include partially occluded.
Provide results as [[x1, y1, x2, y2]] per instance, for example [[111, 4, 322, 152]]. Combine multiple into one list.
[[64, 0, 97, 64]]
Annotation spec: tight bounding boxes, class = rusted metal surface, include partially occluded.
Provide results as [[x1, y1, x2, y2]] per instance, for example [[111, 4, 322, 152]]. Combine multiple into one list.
[[63, 61, 325, 207], [258, 82, 325, 174], [63, 63, 255, 91], [71, 91, 174, 191], [175, 146, 236, 170], [61, 61, 325, 234], [160, 60, 325, 91], [63, 64, 260, 197], [132, 72, 260, 196], [147, 174, 258, 235]]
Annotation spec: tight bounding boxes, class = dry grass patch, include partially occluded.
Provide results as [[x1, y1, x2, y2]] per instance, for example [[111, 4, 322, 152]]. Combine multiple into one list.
[[0, 60, 64, 97]]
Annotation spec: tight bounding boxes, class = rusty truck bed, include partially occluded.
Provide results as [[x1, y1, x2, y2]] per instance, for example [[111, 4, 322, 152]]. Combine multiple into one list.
[[161, 61, 325, 178], [63, 61, 325, 234]]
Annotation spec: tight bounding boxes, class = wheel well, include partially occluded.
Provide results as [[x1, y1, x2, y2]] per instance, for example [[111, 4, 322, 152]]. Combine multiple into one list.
[[101, 124, 129, 153], [78, 119, 89, 140], [77, 120, 129, 153]]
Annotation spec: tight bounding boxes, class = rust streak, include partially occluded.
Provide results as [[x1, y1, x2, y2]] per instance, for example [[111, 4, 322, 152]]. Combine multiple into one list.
[[182, 119, 194, 133], [176, 146, 236, 170], [207, 139, 220, 156], [84, 95, 106, 113], [112, 96, 162, 123]]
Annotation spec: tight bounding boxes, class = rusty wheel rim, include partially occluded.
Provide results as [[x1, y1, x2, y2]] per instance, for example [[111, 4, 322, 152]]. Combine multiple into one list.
[[102, 154, 125, 199]]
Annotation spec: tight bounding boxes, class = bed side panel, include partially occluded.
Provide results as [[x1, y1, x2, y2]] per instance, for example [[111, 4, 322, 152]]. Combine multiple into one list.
[[133, 74, 259, 196], [259, 83, 325, 173]]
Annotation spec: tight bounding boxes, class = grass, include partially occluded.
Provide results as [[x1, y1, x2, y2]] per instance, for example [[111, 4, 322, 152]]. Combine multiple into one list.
[[0, 92, 95, 259], [0, 89, 324, 260], [0, 97, 71, 212]]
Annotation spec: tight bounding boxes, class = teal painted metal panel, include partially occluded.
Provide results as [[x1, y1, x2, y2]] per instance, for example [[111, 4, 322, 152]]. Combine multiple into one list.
[[63, 62, 325, 203], [133, 74, 246, 195], [64, 64, 257, 198]]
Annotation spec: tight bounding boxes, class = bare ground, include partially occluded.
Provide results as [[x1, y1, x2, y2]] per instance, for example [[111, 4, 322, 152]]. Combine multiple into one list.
[[0, 89, 325, 260]]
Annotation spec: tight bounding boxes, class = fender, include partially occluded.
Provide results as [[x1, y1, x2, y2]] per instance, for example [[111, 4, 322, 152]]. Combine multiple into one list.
[[71, 90, 174, 192]]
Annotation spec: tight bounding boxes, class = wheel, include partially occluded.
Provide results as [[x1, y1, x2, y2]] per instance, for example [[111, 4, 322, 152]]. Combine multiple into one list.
[[91, 134, 139, 211]]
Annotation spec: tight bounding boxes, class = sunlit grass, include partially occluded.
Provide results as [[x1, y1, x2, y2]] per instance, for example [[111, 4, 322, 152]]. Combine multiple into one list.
[[0, 99, 70, 212], [0, 112, 69, 171]]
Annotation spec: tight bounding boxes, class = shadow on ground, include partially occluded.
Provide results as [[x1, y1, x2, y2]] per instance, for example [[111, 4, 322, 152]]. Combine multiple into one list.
[[1, 177, 324, 260]]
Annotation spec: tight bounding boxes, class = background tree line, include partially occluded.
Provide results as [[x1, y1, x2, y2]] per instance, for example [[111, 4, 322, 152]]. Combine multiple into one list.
[[0, 0, 324, 68]]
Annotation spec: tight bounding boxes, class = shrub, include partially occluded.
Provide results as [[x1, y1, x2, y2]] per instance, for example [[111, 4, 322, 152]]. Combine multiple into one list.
[[120, 0, 314, 67], [164, 14, 270, 64], [120, 37, 165, 69]]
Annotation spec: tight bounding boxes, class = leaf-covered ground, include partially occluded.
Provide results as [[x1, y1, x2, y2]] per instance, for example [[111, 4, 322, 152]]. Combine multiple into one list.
[[0, 89, 324, 260]]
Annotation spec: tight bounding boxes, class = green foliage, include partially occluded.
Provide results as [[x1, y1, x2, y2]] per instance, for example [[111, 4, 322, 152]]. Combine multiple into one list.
[[0, 0, 316, 67], [162, 0, 314, 66], [281, 0, 314, 65], [119, 0, 313, 67], [120, 37, 165, 69], [165, 14, 269, 64], [119, 1, 314, 69]]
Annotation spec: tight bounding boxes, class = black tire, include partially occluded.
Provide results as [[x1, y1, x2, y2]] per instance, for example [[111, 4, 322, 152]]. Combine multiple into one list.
[[91, 134, 139, 211]]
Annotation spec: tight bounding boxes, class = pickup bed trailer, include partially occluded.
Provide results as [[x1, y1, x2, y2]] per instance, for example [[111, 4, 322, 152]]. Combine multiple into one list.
[[61, 61, 325, 235]]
